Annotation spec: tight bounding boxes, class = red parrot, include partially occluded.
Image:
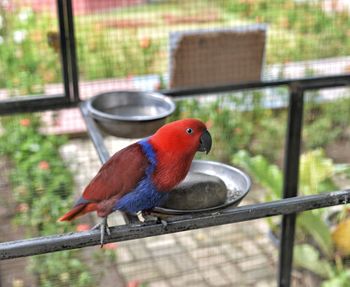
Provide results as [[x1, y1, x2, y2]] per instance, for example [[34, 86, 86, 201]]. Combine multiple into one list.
[[58, 118, 212, 246]]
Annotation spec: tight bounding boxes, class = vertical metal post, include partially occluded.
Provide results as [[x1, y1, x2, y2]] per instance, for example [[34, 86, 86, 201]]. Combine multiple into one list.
[[56, 0, 80, 103], [278, 83, 304, 287], [65, 0, 80, 102], [57, 0, 71, 102]]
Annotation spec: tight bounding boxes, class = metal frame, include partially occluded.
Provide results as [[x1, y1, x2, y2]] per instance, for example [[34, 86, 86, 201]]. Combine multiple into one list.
[[0, 1, 350, 286], [1, 77, 350, 287]]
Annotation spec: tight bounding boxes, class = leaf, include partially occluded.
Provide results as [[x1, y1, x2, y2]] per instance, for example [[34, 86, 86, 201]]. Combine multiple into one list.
[[299, 149, 335, 195], [298, 212, 334, 258], [294, 244, 333, 279], [232, 150, 282, 200], [321, 270, 350, 287]]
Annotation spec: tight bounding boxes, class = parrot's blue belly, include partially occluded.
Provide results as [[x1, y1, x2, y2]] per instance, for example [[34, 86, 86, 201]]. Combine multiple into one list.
[[114, 179, 168, 213]]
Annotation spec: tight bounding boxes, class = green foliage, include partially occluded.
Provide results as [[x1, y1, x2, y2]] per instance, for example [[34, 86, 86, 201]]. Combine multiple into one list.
[[76, 28, 161, 80], [233, 149, 350, 283], [0, 6, 60, 95], [0, 115, 95, 286], [30, 252, 93, 287], [304, 97, 350, 150], [294, 244, 333, 279], [298, 212, 333, 259], [171, 91, 286, 163], [0, 6, 161, 93], [233, 150, 282, 201], [322, 269, 350, 287], [224, 0, 350, 63], [299, 149, 336, 196]]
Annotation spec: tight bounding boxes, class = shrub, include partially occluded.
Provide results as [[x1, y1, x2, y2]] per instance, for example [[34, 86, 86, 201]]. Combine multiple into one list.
[[0, 114, 95, 286]]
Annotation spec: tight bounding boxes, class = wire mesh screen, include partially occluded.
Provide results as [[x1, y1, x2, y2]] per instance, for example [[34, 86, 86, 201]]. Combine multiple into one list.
[[72, 0, 350, 94], [1, 1, 350, 287], [0, 0, 63, 98]]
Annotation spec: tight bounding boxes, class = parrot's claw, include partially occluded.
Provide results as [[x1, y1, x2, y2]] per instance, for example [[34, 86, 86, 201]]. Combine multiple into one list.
[[136, 211, 146, 222], [91, 217, 110, 247], [105, 225, 111, 236], [157, 218, 168, 229]]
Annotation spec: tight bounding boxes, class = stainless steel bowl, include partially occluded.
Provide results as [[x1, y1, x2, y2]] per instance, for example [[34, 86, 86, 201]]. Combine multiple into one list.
[[154, 160, 252, 215], [87, 91, 176, 138]]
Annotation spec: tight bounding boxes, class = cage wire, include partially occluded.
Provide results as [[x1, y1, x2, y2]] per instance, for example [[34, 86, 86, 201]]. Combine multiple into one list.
[[0, 0, 350, 286]]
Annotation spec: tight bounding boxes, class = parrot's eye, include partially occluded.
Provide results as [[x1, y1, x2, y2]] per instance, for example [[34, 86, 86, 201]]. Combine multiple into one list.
[[186, 128, 193, 134]]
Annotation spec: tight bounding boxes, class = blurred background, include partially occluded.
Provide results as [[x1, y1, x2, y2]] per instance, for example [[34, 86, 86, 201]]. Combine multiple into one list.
[[0, 0, 350, 286]]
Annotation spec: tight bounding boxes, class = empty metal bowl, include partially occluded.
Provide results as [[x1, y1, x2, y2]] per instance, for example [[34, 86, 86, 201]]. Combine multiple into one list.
[[87, 91, 176, 138], [154, 160, 252, 215]]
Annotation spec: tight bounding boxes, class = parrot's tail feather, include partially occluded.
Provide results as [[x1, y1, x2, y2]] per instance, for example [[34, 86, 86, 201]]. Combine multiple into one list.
[[58, 203, 97, 222]]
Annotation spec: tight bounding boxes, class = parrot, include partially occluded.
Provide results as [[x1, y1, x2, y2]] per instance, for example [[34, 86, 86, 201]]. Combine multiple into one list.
[[58, 118, 212, 246]]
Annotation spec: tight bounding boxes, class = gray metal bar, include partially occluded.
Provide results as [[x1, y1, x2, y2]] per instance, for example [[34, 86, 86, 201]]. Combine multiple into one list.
[[79, 102, 110, 163], [57, 0, 71, 103], [1, 75, 349, 115], [1, 190, 349, 260], [64, 0, 80, 103], [0, 94, 74, 115], [162, 74, 350, 97]]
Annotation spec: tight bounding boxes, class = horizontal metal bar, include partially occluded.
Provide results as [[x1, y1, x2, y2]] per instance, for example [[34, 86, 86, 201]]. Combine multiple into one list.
[[0, 94, 77, 115], [1, 190, 349, 260], [1, 75, 349, 115], [162, 74, 350, 97]]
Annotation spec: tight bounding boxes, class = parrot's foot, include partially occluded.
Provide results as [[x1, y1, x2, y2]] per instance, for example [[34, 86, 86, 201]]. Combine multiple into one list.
[[91, 217, 110, 247], [136, 211, 168, 229], [136, 211, 146, 222]]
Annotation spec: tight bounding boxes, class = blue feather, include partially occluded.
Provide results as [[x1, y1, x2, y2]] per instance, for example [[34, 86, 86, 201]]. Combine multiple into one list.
[[114, 138, 168, 213]]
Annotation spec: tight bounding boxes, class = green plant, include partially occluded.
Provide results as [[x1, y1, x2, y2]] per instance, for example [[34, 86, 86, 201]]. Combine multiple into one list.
[[304, 97, 350, 150], [0, 6, 60, 95], [233, 149, 350, 285], [224, 0, 350, 64], [0, 115, 95, 286], [170, 90, 286, 163], [76, 26, 161, 80]]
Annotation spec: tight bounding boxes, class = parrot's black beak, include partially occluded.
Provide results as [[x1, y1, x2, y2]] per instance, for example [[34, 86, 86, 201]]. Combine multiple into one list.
[[198, 129, 212, 154]]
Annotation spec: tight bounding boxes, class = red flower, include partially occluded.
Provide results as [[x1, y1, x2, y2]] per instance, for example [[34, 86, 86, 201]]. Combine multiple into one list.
[[102, 242, 118, 250], [127, 280, 140, 287], [17, 203, 29, 213], [19, 118, 31, 127], [76, 224, 90, 232], [139, 37, 151, 49], [38, 161, 50, 170]]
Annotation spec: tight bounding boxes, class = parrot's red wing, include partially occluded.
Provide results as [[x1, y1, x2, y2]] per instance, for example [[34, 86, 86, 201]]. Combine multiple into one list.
[[82, 143, 149, 202]]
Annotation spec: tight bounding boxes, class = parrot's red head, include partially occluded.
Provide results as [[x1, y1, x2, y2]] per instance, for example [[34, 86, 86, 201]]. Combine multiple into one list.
[[149, 118, 212, 191], [150, 118, 212, 156]]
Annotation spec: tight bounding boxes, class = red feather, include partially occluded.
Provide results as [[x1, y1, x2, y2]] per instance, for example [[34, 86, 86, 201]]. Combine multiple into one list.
[[58, 143, 148, 220], [58, 203, 97, 221]]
